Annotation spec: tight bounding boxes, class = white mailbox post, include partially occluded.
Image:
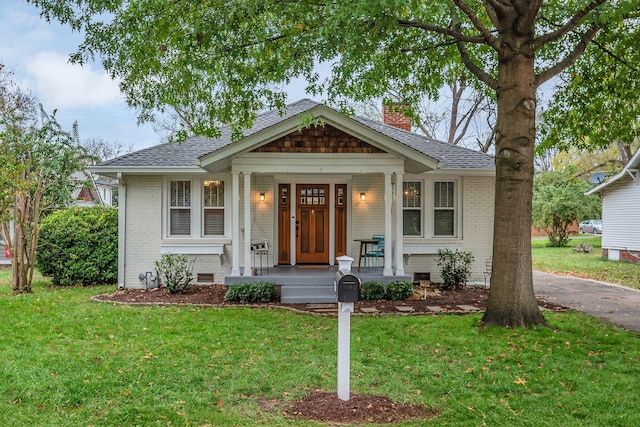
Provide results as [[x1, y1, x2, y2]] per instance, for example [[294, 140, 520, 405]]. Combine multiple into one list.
[[334, 255, 359, 401]]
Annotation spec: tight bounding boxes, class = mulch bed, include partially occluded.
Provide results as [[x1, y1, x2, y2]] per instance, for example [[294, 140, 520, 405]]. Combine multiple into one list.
[[93, 283, 565, 314], [279, 390, 438, 424]]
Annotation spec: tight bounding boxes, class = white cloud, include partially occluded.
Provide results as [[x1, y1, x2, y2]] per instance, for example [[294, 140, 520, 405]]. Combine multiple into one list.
[[23, 51, 121, 109]]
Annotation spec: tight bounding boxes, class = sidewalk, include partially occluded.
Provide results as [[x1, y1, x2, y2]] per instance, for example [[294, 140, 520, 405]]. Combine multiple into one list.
[[534, 270, 640, 334]]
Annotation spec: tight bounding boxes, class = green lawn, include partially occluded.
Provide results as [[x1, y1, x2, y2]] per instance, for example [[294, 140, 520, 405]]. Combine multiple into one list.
[[532, 235, 640, 289], [1, 270, 639, 426]]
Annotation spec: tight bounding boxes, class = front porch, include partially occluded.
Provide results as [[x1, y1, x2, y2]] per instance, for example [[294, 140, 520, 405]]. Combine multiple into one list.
[[225, 266, 411, 303]]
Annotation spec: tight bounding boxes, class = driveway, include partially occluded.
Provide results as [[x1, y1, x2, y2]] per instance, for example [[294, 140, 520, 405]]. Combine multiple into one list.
[[534, 270, 640, 334]]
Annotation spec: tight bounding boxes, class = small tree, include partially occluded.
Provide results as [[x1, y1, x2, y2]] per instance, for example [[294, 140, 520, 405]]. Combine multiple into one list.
[[0, 67, 82, 293], [532, 171, 601, 247]]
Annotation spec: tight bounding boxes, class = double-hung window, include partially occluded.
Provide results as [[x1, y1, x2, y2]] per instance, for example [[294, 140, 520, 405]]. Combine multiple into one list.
[[170, 180, 191, 235], [403, 181, 422, 236], [434, 181, 455, 236], [203, 180, 225, 236]]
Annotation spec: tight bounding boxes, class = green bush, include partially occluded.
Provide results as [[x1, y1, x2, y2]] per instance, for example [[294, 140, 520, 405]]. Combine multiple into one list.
[[225, 282, 279, 303], [437, 249, 475, 289], [36, 207, 118, 286], [388, 280, 414, 300], [360, 281, 388, 300], [155, 254, 194, 294]]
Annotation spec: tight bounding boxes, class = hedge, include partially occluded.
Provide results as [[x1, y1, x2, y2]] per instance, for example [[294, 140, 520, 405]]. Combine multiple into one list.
[[36, 206, 118, 286]]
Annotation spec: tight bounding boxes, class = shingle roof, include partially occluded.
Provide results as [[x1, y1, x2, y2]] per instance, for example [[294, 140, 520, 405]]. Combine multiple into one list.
[[98, 99, 494, 170], [352, 115, 495, 169]]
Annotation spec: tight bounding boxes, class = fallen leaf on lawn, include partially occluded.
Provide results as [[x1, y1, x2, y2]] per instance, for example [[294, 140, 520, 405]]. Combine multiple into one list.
[[514, 377, 527, 385]]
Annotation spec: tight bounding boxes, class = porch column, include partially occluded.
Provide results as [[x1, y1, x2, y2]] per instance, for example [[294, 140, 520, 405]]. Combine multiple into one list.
[[394, 173, 405, 275], [117, 173, 126, 288], [383, 172, 393, 276], [231, 172, 241, 276], [244, 172, 252, 275]]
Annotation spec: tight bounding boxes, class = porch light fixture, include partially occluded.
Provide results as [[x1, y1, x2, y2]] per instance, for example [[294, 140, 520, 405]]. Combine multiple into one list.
[[360, 192, 366, 202], [259, 192, 266, 202]]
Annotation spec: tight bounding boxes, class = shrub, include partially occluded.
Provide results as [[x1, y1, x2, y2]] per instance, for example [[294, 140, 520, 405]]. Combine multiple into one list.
[[388, 280, 414, 300], [225, 282, 279, 303], [155, 254, 194, 294], [36, 207, 118, 286], [360, 281, 388, 300], [437, 249, 475, 289]]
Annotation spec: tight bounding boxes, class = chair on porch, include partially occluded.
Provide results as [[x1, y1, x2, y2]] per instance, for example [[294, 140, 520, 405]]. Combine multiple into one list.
[[364, 235, 384, 271]]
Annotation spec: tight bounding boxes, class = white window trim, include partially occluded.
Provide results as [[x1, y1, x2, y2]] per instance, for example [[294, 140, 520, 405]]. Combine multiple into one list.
[[427, 178, 460, 238], [168, 179, 193, 237], [402, 177, 461, 239], [202, 179, 227, 237], [402, 180, 424, 238], [164, 176, 230, 239]]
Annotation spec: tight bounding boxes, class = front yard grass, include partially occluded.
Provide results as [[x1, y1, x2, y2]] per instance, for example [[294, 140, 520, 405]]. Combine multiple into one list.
[[0, 271, 639, 426], [532, 236, 640, 289]]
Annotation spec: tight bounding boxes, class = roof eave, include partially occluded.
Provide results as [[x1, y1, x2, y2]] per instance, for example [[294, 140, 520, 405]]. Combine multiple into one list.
[[89, 166, 206, 178], [586, 148, 640, 195]]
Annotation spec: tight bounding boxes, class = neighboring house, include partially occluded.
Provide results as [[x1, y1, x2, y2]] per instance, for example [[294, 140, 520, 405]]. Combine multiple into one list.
[[586, 148, 640, 264], [91, 99, 495, 291], [71, 171, 118, 207]]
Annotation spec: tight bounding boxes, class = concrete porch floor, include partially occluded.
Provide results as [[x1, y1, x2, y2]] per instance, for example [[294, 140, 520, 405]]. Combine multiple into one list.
[[224, 265, 411, 286]]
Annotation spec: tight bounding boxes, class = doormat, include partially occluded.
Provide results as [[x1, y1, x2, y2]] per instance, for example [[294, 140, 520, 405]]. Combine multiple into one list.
[[296, 265, 330, 269]]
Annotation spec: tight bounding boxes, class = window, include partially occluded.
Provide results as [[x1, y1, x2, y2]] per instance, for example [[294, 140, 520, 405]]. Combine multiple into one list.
[[203, 180, 224, 235], [170, 180, 191, 235], [403, 181, 422, 236], [434, 181, 455, 236]]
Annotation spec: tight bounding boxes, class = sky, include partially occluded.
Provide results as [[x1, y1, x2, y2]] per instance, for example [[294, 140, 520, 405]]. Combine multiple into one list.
[[0, 0, 315, 152]]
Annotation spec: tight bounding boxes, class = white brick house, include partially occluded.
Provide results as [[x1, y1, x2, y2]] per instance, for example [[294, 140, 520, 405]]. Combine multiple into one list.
[[91, 100, 495, 291]]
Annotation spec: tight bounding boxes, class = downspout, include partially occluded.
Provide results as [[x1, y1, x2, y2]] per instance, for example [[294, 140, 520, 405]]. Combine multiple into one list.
[[117, 173, 126, 289]]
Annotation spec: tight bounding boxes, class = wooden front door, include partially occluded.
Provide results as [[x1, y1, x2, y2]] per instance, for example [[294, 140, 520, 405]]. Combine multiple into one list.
[[296, 184, 329, 264]]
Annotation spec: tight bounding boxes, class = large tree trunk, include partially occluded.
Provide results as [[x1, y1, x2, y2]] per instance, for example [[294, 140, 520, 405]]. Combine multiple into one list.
[[482, 30, 546, 327]]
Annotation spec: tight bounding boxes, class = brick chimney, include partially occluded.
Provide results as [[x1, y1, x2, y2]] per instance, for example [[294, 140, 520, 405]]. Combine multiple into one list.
[[382, 104, 411, 131]]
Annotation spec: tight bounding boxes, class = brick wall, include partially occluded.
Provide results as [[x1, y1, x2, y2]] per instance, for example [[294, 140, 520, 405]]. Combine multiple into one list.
[[602, 248, 640, 264]]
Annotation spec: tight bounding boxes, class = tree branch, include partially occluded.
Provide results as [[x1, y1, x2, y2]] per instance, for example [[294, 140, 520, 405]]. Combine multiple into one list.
[[451, 0, 501, 50], [533, 0, 606, 50], [456, 40, 497, 89], [535, 24, 601, 87], [396, 20, 485, 44]]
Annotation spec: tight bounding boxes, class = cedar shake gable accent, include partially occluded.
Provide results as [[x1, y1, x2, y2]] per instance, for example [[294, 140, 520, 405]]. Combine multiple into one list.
[[252, 125, 386, 154]]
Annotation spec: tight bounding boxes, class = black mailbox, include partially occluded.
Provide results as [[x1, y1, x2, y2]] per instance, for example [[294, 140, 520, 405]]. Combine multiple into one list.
[[335, 271, 361, 302]]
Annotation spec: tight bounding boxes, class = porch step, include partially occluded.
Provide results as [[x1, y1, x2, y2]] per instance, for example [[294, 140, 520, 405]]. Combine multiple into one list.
[[280, 284, 337, 304]]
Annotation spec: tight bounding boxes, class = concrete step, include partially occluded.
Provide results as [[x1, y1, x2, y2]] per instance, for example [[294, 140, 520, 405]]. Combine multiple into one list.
[[280, 285, 337, 304]]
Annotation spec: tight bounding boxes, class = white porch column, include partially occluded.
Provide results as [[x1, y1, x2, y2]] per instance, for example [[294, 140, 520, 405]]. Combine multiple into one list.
[[230, 171, 241, 276], [116, 173, 126, 288], [244, 172, 252, 275], [383, 172, 393, 276], [394, 173, 405, 276]]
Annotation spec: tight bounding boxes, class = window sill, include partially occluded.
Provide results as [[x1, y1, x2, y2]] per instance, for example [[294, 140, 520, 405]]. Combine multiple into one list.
[[160, 242, 228, 258]]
